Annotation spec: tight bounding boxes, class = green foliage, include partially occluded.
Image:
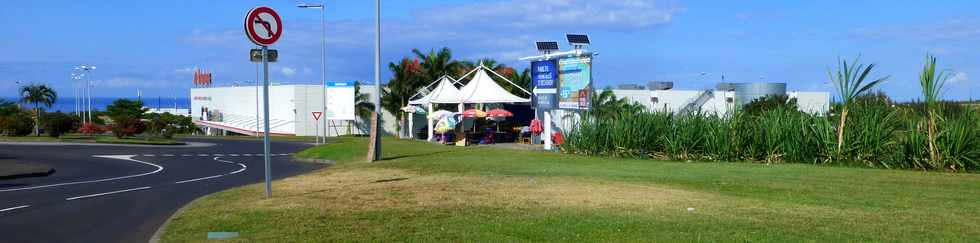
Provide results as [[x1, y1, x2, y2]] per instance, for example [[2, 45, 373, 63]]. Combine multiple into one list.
[[19, 84, 57, 136], [354, 82, 375, 122], [827, 56, 889, 153], [145, 112, 196, 138], [105, 99, 148, 138], [109, 118, 146, 138], [564, 88, 980, 172], [0, 107, 34, 137], [43, 112, 78, 138], [743, 95, 798, 116], [106, 99, 147, 121]]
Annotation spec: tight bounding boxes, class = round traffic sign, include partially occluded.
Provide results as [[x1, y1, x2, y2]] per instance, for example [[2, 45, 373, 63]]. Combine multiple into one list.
[[244, 6, 283, 46]]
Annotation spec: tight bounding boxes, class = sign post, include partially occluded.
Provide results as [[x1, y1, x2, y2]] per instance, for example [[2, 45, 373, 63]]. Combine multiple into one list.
[[312, 111, 323, 145], [245, 6, 282, 198]]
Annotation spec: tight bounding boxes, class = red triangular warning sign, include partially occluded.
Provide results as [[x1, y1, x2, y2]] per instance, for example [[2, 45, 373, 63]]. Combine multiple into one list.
[[312, 112, 323, 120]]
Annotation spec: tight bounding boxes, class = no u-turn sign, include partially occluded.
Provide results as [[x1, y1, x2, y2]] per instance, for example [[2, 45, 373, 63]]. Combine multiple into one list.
[[244, 6, 283, 46]]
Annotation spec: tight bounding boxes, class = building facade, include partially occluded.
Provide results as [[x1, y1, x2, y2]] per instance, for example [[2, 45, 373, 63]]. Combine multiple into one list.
[[190, 84, 397, 136]]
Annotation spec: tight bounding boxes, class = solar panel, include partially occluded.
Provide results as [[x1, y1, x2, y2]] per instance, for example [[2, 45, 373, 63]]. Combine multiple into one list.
[[536, 41, 559, 51], [566, 34, 590, 45]]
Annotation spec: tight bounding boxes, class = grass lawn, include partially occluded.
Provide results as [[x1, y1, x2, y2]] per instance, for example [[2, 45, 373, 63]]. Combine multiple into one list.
[[0, 135, 184, 145], [162, 137, 980, 242]]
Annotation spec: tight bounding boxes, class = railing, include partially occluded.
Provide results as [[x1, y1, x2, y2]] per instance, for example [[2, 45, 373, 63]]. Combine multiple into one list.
[[679, 89, 714, 114]]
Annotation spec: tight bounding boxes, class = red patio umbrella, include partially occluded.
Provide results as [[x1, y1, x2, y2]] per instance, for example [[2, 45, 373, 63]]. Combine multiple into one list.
[[462, 109, 486, 118], [486, 108, 513, 118]]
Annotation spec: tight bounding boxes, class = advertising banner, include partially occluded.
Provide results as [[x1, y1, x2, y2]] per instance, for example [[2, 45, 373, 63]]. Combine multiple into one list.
[[558, 56, 592, 109], [534, 93, 558, 109], [325, 81, 356, 120], [531, 59, 558, 89]]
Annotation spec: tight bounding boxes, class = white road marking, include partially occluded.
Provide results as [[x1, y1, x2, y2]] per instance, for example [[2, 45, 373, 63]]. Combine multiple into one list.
[[0, 155, 164, 192], [175, 175, 223, 184], [174, 157, 247, 184], [213, 154, 224, 156], [143, 154, 156, 157], [243, 154, 252, 156], [181, 154, 191, 157], [278, 153, 288, 156], [197, 154, 209, 156], [65, 186, 152, 201], [0, 205, 30, 213], [162, 154, 175, 157], [229, 154, 239, 156]]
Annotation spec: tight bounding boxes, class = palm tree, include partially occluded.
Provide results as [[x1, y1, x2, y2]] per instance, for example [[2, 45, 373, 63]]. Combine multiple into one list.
[[918, 54, 950, 167], [500, 67, 532, 94], [19, 84, 57, 136], [382, 58, 426, 137], [412, 47, 462, 82], [353, 81, 375, 134], [827, 56, 888, 153]]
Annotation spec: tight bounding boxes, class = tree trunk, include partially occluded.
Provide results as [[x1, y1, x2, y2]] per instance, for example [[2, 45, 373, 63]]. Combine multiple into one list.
[[836, 107, 849, 154], [34, 104, 40, 137], [927, 111, 942, 170]]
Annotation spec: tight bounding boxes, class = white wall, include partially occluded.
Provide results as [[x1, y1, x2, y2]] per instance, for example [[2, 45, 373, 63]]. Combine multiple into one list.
[[614, 89, 829, 115], [191, 85, 296, 134], [192, 84, 399, 136], [790, 91, 831, 115]]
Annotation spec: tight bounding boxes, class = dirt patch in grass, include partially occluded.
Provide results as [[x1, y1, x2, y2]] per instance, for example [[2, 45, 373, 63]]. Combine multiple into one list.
[[242, 168, 714, 213]]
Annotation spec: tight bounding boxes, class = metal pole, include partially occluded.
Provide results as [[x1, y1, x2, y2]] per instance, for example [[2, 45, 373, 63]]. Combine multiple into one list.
[[86, 70, 92, 123], [262, 46, 272, 197], [256, 57, 261, 137], [372, 0, 382, 160], [320, 6, 327, 145]]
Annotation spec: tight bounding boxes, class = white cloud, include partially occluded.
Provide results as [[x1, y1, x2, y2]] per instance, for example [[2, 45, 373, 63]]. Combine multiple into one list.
[[97, 77, 179, 88], [417, 0, 679, 31], [852, 19, 980, 41], [951, 72, 968, 83], [172, 67, 197, 74], [181, 29, 240, 45], [179, 0, 679, 84], [281, 67, 297, 77]]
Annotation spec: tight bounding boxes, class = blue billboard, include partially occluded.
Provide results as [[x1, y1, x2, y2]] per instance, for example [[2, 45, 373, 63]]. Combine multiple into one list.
[[531, 59, 557, 89]]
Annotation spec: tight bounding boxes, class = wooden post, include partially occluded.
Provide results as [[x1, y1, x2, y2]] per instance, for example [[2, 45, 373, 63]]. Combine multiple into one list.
[[366, 112, 380, 161]]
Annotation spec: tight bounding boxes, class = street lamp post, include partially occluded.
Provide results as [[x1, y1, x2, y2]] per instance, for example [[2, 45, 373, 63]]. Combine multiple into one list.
[[75, 65, 96, 123], [371, 0, 382, 161], [298, 2, 326, 145]]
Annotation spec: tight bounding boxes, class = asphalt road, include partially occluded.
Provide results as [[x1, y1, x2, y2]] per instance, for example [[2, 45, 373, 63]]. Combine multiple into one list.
[[0, 138, 324, 243]]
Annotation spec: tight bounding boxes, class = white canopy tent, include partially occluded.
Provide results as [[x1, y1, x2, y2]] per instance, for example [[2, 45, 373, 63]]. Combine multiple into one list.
[[404, 64, 532, 142], [457, 67, 531, 103], [408, 75, 461, 105]]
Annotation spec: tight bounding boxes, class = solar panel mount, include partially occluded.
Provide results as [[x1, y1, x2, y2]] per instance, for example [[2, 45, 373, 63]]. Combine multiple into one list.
[[536, 41, 559, 51], [566, 34, 590, 45]]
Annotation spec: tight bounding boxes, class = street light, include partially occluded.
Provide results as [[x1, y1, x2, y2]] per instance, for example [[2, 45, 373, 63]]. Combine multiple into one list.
[[371, 0, 382, 161], [298, 2, 327, 145], [74, 65, 97, 123]]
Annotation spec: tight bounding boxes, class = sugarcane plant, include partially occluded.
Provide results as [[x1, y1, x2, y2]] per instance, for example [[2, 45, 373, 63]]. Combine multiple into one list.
[[827, 56, 888, 155], [917, 54, 950, 169]]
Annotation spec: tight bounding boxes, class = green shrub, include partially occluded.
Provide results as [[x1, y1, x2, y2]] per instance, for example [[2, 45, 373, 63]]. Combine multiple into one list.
[[43, 112, 78, 138]]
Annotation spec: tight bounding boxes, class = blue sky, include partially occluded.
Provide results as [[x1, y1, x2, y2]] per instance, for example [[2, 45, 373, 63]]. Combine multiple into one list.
[[2, 0, 978, 101]]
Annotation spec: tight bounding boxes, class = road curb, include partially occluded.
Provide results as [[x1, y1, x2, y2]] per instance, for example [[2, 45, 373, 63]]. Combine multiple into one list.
[[148, 195, 207, 243]]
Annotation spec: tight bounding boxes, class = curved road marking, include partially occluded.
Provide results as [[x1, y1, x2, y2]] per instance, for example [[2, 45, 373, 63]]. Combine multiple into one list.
[[65, 186, 152, 201], [0, 155, 164, 192], [174, 157, 247, 184], [0, 205, 31, 213]]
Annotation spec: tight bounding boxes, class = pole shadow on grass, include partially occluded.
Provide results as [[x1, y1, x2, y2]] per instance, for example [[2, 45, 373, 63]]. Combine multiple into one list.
[[378, 149, 465, 161]]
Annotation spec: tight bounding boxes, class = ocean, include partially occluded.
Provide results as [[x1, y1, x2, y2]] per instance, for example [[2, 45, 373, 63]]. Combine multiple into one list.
[[1, 97, 191, 113]]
